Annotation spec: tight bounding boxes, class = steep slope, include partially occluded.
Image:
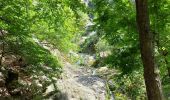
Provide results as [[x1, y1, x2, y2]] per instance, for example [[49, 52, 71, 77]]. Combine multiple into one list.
[[41, 43, 108, 100]]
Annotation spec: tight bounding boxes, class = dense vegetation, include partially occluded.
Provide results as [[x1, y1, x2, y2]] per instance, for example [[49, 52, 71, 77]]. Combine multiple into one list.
[[0, 0, 170, 99], [0, 0, 87, 99]]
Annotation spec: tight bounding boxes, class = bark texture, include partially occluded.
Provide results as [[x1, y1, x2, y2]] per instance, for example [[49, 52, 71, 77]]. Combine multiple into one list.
[[135, 0, 164, 100]]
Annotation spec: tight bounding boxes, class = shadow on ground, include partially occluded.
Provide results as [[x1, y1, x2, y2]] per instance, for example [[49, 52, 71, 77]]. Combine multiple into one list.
[[76, 75, 105, 87], [45, 90, 69, 100]]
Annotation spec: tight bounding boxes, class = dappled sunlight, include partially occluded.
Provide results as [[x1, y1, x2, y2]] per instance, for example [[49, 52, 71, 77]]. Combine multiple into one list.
[[1, 0, 170, 100]]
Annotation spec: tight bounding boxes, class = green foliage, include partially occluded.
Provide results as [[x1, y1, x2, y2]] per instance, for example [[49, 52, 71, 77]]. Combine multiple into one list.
[[80, 34, 98, 54], [163, 83, 170, 99], [95, 38, 111, 52], [1, 0, 170, 99], [0, 0, 88, 67], [110, 71, 146, 99], [0, 0, 87, 98], [162, 75, 170, 99], [30, 0, 88, 52], [104, 44, 142, 74], [90, 0, 170, 98], [91, 0, 141, 73]]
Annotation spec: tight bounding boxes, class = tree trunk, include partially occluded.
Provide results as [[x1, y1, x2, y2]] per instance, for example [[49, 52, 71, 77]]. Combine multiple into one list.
[[0, 42, 4, 66], [135, 0, 164, 100], [0, 30, 5, 66]]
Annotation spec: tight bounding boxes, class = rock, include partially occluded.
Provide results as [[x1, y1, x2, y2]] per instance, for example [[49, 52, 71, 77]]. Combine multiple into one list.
[[31, 74, 38, 79], [18, 79, 31, 86], [0, 72, 4, 78], [0, 66, 5, 71], [2, 55, 17, 66], [99, 51, 111, 58], [88, 56, 96, 66], [35, 80, 42, 87], [52, 77, 58, 81], [9, 88, 21, 96], [5, 70, 19, 93], [0, 79, 5, 87], [97, 67, 108, 74], [43, 84, 55, 96], [108, 80, 115, 90], [2, 55, 27, 68], [0, 87, 10, 97], [40, 75, 49, 81], [6, 70, 18, 84]]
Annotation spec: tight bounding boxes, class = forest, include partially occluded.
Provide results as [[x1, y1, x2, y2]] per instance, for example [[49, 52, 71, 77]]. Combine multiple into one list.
[[0, 0, 170, 100]]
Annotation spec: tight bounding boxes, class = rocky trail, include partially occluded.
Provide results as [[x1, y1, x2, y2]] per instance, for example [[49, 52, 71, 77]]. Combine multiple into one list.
[[41, 42, 115, 100], [56, 62, 107, 100], [0, 35, 115, 99]]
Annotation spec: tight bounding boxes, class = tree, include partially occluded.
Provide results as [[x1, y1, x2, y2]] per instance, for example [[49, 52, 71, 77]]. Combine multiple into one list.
[[135, 0, 164, 99]]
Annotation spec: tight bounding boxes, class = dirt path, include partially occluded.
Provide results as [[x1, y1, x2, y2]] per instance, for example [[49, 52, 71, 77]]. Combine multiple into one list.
[[35, 40, 113, 100], [56, 62, 107, 100]]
